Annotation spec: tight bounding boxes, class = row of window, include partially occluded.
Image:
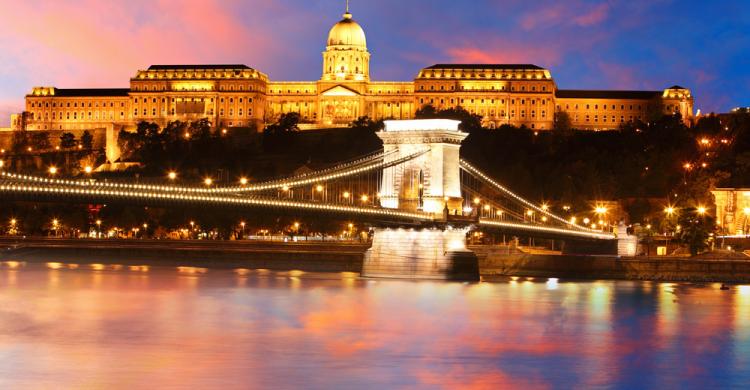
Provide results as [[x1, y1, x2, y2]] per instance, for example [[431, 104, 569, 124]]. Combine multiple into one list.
[[577, 115, 643, 123], [418, 84, 550, 92], [132, 97, 254, 104], [419, 97, 552, 106], [30, 101, 125, 109], [132, 84, 258, 92], [132, 108, 254, 117], [559, 103, 643, 111]]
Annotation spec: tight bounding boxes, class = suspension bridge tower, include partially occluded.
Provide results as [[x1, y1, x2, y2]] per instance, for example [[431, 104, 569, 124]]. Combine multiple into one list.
[[377, 119, 466, 216], [364, 119, 479, 281]]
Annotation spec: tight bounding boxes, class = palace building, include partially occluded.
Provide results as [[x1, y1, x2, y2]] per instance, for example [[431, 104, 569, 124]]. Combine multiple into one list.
[[10, 7, 694, 134]]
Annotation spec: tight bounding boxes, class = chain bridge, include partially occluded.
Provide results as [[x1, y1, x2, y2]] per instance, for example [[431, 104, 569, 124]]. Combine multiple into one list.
[[0, 119, 628, 280]]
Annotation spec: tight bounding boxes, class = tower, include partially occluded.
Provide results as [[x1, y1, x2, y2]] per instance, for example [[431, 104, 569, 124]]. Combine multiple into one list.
[[321, 4, 370, 82], [377, 119, 467, 215]]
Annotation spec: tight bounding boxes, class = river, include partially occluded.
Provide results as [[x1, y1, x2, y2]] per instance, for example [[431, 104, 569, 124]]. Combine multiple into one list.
[[1, 261, 748, 389]]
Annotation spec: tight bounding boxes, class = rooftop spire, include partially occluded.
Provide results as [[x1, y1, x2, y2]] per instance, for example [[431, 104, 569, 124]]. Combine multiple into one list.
[[343, 0, 352, 19]]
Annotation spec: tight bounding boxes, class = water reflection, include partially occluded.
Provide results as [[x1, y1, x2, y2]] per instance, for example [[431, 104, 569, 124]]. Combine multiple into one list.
[[0, 263, 748, 388]]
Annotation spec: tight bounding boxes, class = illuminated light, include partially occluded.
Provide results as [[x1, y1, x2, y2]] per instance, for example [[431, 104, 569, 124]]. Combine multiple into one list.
[[570, 217, 577, 224], [473, 197, 481, 205], [483, 205, 491, 211], [463, 206, 473, 213], [361, 194, 369, 202], [168, 171, 177, 180], [343, 191, 350, 199], [239, 177, 248, 185], [316, 185, 324, 192], [646, 224, 652, 229], [90, 263, 106, 271], [665, 206, 675, 215], [84, 165, 93, 174], [3, 261, 22, 269], [177, 266, 207, 274], [234, 268, 251, 276], [697, 206, 707, 215], [546, 277, 559, 290], [48, 166, 58, 175], [0, 160, 4, 168], [289, 270, 305, 277], [541, 204, 549, 211], [184, 132, 191, 139], [526, 210, 534, 216], [583, 218, 591, 225], [293, 222, 300, 229], [347, 223, 354, 229], [203, 178, 213, 186], [67, 263, 79, 269], [10, 218, 16, 225], [541, 216, 548, 222], [595, 206, 608, 215], [221, 128, 228, 135], [496, 210, 504, 217], [46, 262, 63, 270]]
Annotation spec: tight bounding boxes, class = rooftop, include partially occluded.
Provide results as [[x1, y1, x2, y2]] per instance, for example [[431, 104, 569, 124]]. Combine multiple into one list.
[[146, 64, 251, 71], [556, 89, 661, 100], [424, 64, 544, 70], [50, 88, 130, 97]]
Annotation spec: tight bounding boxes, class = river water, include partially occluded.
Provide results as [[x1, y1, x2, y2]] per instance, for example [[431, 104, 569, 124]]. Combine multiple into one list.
[[0, 261, 749, 389]]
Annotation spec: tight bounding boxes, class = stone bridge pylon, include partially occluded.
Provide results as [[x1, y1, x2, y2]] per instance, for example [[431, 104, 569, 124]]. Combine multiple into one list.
[[377, 119, 466, 216]]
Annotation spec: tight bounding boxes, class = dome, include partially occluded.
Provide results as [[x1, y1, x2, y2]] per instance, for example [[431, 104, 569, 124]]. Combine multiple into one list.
[[327, 13, 367, 48]]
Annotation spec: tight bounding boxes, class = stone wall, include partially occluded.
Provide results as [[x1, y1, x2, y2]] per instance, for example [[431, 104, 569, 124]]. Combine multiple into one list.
[[480, 251, 750, 283]]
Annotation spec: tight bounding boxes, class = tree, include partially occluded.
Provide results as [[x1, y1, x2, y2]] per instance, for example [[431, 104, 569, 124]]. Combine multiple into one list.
[[59, 132, 76, 149], [677, 207, 716, 256], [553, 111, 572, 136], [350, 116, 384, 132], [30, 131, 51, 150], [264, 113, 300, 135], [415, 105, 482, 133], [81, 130, 94, 150], [11, 130, 30, 153]]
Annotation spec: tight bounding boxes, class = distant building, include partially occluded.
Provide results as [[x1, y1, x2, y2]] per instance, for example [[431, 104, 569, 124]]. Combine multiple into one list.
[[12, 6, 693, 133], [712, 188, 750, 235]]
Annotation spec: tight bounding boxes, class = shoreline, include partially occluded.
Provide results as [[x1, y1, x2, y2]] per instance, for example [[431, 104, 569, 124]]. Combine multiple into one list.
[[2, 238, 750, 283]]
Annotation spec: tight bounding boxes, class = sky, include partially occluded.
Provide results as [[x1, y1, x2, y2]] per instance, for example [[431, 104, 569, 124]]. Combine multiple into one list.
[[0, 0, 748, 125]]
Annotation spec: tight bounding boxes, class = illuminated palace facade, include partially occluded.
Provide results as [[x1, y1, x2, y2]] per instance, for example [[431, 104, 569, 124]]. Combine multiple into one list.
[[15, 9, 694, 133]]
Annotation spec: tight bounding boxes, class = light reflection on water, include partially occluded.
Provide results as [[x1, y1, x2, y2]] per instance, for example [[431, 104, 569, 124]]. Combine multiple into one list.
[[0, 262, 749, 388]]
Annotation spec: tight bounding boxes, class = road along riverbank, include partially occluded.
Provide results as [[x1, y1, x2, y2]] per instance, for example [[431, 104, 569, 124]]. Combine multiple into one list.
[[473, 246, 750, 283], [0, 238, 366, 273]]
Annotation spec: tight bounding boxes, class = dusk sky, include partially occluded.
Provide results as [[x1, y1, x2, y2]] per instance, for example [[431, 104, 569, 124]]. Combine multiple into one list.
[[0, 0, 748, 125]]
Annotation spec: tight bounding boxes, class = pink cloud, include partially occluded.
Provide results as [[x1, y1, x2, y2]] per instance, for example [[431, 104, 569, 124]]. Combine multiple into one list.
[[519, 1, 610, 30], [573, 3, 611, 26], [443, 40, 564, 67], [0, 0, 301, 125]]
